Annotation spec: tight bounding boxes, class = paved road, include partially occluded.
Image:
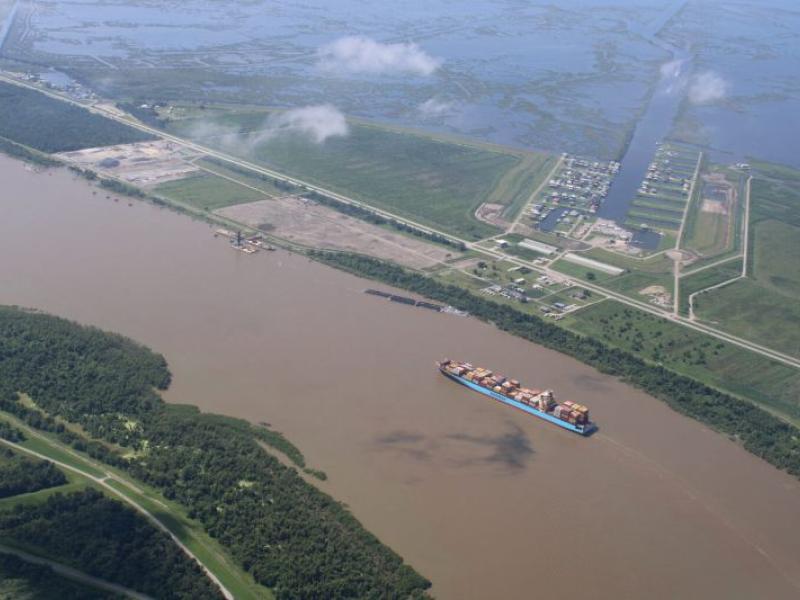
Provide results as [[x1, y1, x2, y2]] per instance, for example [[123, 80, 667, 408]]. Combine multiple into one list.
[[0, 542, 153, 599], [742, 176, 752, 277], [673, 151, 704, 315], [0, 436, 234, 600], [1, 72, 797, 370]]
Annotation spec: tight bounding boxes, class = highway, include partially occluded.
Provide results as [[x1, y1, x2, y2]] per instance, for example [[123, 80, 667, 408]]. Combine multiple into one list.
[[1, 71, 798, 370]]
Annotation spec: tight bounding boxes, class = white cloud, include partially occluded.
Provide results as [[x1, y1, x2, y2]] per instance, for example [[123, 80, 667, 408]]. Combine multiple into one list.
[[318, 36, 441, 76], [186, 104, 348, 152], [659, 59, 687, 96], [258, 104, 349, 144], [688, 71, 729, 105], [186, 119, 241, 149], [659, 59, 683, 80], [418, 97, 456, 118]]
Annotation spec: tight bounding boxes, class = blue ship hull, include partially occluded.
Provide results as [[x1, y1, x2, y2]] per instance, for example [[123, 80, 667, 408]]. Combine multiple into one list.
[[441, 369, 595, 436]]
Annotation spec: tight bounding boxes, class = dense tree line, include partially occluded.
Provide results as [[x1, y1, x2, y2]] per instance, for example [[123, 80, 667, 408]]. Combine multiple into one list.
[[0, 306, 432, 599], [0, 82, 153, 153], [0, 447, 67, 498], [0, 421, 25, 442], [100, 177, 147, 197], [0, 135, 62, 166], [0, 552, 116, 599], [0, 489, 223, 599], [309, 250, 800, 478]]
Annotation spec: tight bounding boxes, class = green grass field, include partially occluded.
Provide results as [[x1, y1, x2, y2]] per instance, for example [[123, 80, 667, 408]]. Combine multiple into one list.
[[196, 158, 293, 197], [563, 300, 800, 424], [752, 219, 800, 298], [167, 112, 552, 240], [627, 209, 682, 227], [584, 247, 674, 273], [678, 258, 742, 315], [694, 279, 800, 357], [549, 258, 617, 284], [684, 210, 730, 256], [681, 168, 740, 259], [693, 165, 800, 356], [154, 172, 267, 211], [488, 154, 556, 220], [631, 197, 685, 212], [602, 270, 674, 298]]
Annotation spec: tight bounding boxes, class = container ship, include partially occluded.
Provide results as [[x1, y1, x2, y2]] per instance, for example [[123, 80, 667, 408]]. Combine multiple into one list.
[[438, 359, 595, 435]]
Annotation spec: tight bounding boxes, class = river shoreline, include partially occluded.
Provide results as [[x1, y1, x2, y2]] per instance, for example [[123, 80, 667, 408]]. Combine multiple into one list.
[[1, 156, 798, 599]]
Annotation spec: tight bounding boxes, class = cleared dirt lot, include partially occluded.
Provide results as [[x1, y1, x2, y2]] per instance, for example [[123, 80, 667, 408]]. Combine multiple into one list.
[[56, 140, 199, 187], [475, 202, 510, 228], [216, 196, 458, 269]]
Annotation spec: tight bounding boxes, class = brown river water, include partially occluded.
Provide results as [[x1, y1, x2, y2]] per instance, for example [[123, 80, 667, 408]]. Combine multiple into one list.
[[0, 155, 798, 599]]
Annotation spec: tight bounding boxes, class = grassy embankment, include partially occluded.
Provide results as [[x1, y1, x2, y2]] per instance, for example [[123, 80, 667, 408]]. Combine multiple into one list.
[[693, 164, 800, 357], [166, 110, 552, 240]]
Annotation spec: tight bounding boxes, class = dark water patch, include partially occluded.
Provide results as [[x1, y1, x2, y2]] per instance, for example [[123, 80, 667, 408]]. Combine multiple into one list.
[[631, 228, 666, 250], [445, 422, 533, 472], [538, 207, 569, 232]]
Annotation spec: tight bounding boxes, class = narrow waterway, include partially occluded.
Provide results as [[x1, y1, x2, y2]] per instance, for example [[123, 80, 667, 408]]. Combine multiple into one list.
[[599, 1, 692, 229], [0, 157, 798, 599]]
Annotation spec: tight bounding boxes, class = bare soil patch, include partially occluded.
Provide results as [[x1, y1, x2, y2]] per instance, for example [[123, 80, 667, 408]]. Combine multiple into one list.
[[57, 140, 199, 187], [701, 199, 727, 215], [475, 203, 511, 228], [217, 197, 457, 268]]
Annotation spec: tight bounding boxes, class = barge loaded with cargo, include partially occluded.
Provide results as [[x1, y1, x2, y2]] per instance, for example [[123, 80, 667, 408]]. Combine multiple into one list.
[[438, 359, 595, 435]]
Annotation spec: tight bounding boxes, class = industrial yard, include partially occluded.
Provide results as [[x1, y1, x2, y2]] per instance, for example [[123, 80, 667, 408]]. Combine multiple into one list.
[[56, 140, 200, 187]]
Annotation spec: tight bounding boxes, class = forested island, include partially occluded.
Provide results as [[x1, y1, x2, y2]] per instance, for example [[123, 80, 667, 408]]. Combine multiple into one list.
[[0, 306, 432, 599]]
